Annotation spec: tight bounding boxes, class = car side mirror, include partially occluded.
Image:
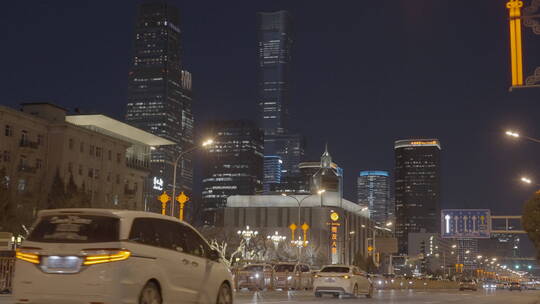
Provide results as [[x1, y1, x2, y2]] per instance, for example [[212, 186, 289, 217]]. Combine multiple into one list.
[[208, 249, 221, 261]]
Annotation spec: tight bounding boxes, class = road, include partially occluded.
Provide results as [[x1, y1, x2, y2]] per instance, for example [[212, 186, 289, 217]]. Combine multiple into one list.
[[1, 290, 538, 304], [235, 289, 540, 304]]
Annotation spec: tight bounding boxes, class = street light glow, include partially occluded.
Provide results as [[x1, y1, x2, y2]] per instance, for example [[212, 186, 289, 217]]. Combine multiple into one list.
[[386, 221, 393, 227], [477, 255, 483, 259], [505, 130, 520, 138], [521, 177, 532, 184], [317, 189, 326, 195], [202, 138, 214, 147]]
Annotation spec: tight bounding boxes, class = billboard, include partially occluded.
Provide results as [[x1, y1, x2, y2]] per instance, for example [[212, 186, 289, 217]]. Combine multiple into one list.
[[441, 209, 491, 238]]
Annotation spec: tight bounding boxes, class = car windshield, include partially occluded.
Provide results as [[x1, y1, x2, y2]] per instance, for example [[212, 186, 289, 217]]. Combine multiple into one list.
[[244, 265, 265, 272], [27, 214, 119, 243], [274, 264, 295, 272], [320, 266, 350, 273]]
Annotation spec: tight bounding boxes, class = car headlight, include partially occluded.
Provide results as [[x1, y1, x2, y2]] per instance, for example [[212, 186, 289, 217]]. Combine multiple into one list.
[[343, 275, 350, 279], [287, 276, 292, 280], [255, 273, 260, 279], [378, 280, 383, 285]]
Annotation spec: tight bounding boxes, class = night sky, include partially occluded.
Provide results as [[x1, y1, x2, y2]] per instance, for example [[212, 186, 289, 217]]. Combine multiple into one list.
[[2, 1, 540, 225]]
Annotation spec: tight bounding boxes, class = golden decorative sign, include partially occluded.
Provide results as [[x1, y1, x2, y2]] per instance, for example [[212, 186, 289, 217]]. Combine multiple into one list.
[[330, 212, 339, 222], [507, 0, 524, 86]]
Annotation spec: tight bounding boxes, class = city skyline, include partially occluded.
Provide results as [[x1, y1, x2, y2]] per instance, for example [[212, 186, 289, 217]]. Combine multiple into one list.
[[2, 0, 540, 218]]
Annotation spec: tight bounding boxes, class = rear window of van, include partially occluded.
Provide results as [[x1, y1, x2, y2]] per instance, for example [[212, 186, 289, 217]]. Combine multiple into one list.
[[27, 214, 119, 243]]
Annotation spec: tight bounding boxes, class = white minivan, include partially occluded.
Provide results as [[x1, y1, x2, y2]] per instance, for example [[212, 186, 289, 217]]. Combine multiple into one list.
[[12, 209, 234, 304]]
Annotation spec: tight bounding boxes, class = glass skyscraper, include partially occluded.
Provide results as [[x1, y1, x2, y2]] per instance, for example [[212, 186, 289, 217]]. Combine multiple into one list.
[[357, 171, 391, 225], [125, 2, 194, 213], [258, 11, 293, 136], [202, 120, 264, 223], [394, 139, 441, 254], [258, 11, 304, 190]]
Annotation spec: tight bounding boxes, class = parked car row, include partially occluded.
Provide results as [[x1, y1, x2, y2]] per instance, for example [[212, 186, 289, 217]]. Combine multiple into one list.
[[234, 262, 313, 290]]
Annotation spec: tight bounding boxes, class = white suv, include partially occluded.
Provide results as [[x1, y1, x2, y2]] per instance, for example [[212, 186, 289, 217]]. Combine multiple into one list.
[[12, 209, 234, 304], [313, 265, 373, 298]]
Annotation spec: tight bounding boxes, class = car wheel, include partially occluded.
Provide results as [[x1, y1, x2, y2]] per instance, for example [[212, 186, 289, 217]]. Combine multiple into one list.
[[216, 283, 233, 304], [353, 284, 359, 297], [366, 285, 373, 298], [139, 281, 162, 304], [315, 292, 322, 297]]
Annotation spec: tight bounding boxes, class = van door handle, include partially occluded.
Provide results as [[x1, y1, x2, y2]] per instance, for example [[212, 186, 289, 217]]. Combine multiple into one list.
[[192, 261, 198, 267], [182, 259, 189, 265]]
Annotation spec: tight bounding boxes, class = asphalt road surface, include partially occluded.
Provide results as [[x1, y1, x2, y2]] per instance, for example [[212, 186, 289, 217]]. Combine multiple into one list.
[[235, 289, 540, 304]]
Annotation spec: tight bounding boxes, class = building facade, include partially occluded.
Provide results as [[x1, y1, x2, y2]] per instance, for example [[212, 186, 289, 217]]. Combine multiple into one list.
[[202, 120, 264, 223], [408, 232, 457, 276], [126, 2, 194, 216], [357, 171, 391, 226], [221, 192, 372, 265], [0, 103, 173, 233], [263, 155, 282, 192], [394, 139, 441, 254]]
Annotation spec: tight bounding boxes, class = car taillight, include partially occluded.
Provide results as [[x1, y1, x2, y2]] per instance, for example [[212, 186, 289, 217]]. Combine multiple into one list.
[[82, 249, 131, 265], [15, 249, 40, 264]]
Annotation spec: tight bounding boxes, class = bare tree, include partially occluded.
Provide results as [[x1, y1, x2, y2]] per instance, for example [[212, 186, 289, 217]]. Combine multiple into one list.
[[209, 238, 245, 268]]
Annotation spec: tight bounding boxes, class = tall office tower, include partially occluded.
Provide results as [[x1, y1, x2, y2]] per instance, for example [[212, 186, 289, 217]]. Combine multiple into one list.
[[263, 155, 282, 192], [357, 171, 391, 225], [258, 11, 304, 189], [202, 120, 264, 223], [394, 139, 441, 254], [126, 2, 194, 212], [258, 11, 293, 136]]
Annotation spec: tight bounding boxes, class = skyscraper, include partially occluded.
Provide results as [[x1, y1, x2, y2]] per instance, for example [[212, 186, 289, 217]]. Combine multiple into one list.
[[258, 11, 305, 189], [263, 155, 282, 192], [202, 120, 264, 223], [258, 11, 293, 136], [357, 171, 391, 225], [125, 2, 194, 210], [394, 139, 441, 254]]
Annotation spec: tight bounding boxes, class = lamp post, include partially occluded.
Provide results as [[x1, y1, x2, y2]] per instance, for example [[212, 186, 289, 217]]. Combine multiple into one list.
[[505, 130, 540, 143], [281, 189, 325, 242], [267, 231, 286, 249], [170, 138, 213, 216], [281, 189, 325, 263], [237, 225, 258, 260]]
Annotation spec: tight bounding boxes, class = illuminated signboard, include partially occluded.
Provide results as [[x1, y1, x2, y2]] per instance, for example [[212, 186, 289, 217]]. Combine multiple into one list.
[[410, 140, 438, 146], [329, 211, 340, 263], [153, 177, 164, 191]]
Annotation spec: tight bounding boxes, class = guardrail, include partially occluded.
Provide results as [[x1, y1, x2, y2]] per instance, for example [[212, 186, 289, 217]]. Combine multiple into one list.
[[0, 252, 15, 294], [232, 269, 313, 291]]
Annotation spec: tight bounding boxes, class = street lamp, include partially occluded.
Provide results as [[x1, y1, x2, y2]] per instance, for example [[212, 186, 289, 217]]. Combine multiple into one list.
[[170, 138, 213, 216], [281, 190, 325, 262], [237, 225, 258, 260], [521, 177, 532, 184], [505, 130, 540, 143], [267, 231, 286, 249]]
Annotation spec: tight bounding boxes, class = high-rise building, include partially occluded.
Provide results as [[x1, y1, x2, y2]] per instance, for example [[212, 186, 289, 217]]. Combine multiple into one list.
[[125, 2, 194, 214], [258, 11, 293, 137], [358, 171, 391, 225], [258, 11, 305, 189], [263, 155, 282, 192], [394, 139, 441, 254], [202, 120, 264, 222]]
